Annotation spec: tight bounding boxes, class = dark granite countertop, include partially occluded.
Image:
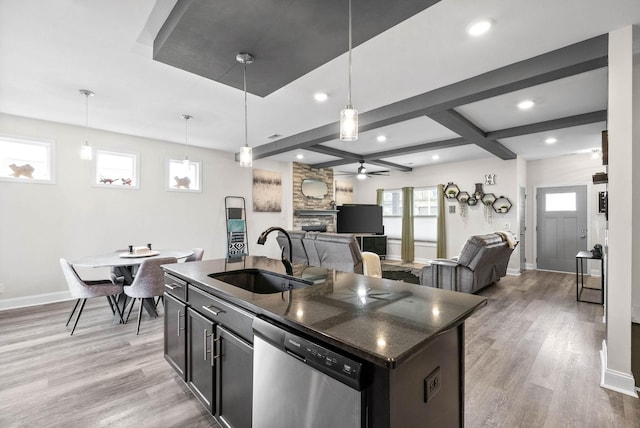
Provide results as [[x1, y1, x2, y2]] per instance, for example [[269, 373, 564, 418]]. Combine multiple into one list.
[[163, 256, 487, 368]]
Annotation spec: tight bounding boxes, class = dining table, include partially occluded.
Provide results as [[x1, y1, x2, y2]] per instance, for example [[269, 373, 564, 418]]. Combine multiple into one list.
[[70, 248, 193, 322]]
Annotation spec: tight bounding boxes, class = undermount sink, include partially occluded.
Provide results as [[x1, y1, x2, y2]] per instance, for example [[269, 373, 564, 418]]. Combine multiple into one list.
[[208, 269, 312, 294]]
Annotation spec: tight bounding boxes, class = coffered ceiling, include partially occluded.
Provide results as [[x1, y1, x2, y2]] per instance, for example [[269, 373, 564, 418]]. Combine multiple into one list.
[[1, 0, 640, 176]]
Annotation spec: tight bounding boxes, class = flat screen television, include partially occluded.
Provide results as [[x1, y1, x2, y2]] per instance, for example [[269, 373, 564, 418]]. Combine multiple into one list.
[[336, 204, 384, 235]]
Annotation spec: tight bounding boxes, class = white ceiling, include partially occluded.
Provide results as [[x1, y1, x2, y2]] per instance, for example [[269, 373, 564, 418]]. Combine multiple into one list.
[[1, 0, 640, 173]]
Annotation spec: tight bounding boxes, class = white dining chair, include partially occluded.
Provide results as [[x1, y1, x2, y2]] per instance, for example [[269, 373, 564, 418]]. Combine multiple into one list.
[[123, 257, 177, 334], [59, 258, 124, 335], [362, 251, 383, 278]]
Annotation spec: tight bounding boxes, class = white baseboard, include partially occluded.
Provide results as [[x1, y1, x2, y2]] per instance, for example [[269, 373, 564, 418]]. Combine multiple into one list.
[[506, 268, 521, 276], [526, 263, 535, 270], [600, 340, 638, 397], [0, 290, 72, 311]]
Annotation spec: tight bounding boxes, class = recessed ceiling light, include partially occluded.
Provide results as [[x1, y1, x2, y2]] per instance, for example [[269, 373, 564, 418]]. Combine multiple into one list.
[[296, 153, 304, 160], [313, 92, 328, 102], [432, 154, 440, 160], [517, 100, 535, 110], [545, 137, 557, 144], [376, 135, 387, 143], [467, 19, 493, 37]]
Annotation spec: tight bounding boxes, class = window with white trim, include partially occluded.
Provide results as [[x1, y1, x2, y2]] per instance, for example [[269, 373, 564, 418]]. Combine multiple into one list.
[[167, 159, 201, 192], [382, 186, 438, 241], [0, 135, 55, 183], [94, 150, 138, 188]]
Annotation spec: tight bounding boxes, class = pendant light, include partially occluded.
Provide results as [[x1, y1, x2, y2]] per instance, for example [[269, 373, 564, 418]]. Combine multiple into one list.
[[79, 89, 94, 160], [340, 0, 358, 141], [181, 114, 192, 174], [237, 52, 254, 168]]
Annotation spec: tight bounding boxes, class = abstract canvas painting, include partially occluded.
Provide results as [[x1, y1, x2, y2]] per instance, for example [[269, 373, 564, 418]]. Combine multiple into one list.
[[335, 180, 353, 206], [253, 169, 282, 212]]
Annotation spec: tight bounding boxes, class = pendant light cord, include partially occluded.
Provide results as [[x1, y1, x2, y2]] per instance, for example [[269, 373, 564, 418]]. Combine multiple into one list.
[[184, 116, 188, 159], [243, 61, 248, 148], [84, 93, 89, 131], [347, 0, 352, 107]]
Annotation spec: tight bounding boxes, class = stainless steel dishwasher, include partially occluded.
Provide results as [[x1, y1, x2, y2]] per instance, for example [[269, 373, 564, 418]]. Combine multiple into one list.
[[252, 317, 365, 428]]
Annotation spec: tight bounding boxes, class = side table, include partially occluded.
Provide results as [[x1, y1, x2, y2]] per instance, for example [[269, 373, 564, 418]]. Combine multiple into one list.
[[575, 250, 604, 304]]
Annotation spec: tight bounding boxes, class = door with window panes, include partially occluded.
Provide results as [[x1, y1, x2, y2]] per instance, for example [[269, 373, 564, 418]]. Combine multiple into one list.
[[536, 186, 587, 272]]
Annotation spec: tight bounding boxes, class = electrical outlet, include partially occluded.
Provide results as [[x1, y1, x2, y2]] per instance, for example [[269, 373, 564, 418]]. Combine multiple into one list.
[[424, 366, 441, 403], [504, 222, 511, 230]]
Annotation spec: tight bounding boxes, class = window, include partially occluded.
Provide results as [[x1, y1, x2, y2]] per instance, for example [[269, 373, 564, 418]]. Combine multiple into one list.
[[413, 186, 438, 242], [167, 159, 201, 192], [94, 150, 138, 188], [382, 189, 402, 216], [545, 192, 576, 211], [414, 187, 438, 216], [382, 186, 438, 241], [0, 135, 54, 183]]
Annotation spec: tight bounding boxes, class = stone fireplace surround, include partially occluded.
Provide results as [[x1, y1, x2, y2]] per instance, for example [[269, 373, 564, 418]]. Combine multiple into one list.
[[292, 162, 336, 232]]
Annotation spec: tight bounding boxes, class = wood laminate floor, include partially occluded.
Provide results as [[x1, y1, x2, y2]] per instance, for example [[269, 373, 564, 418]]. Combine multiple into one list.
[[0, 270, 638, 427]]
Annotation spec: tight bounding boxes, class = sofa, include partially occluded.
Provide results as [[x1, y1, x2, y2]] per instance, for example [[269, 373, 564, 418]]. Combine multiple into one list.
[[420, 232, 518, 294], [277, 231, 364, 274]]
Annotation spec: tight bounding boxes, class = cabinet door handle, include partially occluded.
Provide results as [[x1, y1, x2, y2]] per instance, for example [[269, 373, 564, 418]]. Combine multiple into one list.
[[201, 305, 225, 317], [203, 329, 213, 361], [177, 310, 185, 337], [165, 283, 182, 290], [211, 335, 221, 367]]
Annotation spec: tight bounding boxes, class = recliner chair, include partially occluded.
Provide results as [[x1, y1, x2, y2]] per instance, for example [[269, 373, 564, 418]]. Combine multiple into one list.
[[420, 232, 518, 294], [276, 230, 365, 274], [276, 231, 308, 264]]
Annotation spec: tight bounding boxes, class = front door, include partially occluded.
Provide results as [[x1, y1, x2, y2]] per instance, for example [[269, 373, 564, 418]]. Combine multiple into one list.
[[536, 185, 587, 272]]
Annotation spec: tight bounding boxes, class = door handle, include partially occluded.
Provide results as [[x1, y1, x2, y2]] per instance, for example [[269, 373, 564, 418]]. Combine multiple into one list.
[[580, 235, 586, 238]]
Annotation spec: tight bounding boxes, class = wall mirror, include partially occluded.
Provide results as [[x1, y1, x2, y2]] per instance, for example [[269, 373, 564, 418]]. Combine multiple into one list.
[[301, 179, 328, 199]]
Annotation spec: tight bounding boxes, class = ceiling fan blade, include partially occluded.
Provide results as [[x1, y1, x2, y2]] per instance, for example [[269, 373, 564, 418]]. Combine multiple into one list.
[[368, 170, 390, 176]]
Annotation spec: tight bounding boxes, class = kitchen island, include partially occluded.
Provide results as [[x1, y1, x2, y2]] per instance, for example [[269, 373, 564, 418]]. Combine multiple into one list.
[[163, 256, 487, 428]]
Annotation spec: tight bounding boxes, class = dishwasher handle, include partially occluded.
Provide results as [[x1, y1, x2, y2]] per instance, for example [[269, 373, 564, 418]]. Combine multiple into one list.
[[252, 317, 286, 349]]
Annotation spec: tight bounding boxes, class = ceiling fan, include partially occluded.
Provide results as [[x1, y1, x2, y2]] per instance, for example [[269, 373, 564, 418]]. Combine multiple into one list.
[[336, 161, 390, 180]]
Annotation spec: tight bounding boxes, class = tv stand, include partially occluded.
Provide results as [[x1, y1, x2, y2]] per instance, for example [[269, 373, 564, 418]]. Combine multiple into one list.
[[355, 235, 387, 259]]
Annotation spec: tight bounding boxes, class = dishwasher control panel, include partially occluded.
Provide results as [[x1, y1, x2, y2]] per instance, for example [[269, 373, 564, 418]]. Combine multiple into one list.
[[284, 332, 363, 390]]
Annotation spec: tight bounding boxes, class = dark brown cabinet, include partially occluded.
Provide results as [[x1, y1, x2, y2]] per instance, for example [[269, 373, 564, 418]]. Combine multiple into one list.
[[187, 308, 217, 414], [217, 325, 253, 428], [164, 292, 187, 380], [164, 273, 254, 428]]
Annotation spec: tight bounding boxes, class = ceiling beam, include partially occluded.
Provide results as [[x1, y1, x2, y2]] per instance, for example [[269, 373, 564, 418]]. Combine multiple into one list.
[[428, 109, 517, 159], [252, 34, 608, 160], [310, 137, 468, 169], [307, 145, 412, 171], [486, 110, 607, 140], [364, 137, 469, 159], [305, 145, 362, 161]]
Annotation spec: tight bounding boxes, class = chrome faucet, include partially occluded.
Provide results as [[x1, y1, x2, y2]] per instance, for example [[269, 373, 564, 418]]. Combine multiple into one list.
[[257, 227, 293, 275]]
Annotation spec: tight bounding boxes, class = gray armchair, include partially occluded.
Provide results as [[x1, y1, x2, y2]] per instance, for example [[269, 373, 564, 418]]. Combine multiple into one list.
[[59, 258, 124, 335], [420, 232, 518, 294], [185, 247, 204, 262], [310, 232, 363, 274], [123, 256, 177, 334]]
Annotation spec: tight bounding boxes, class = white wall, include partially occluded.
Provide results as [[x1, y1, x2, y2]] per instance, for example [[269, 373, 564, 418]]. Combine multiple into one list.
[[353, 157, 521, 272], [0, 113, 290, 304], [526, 153, 607, 274]]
